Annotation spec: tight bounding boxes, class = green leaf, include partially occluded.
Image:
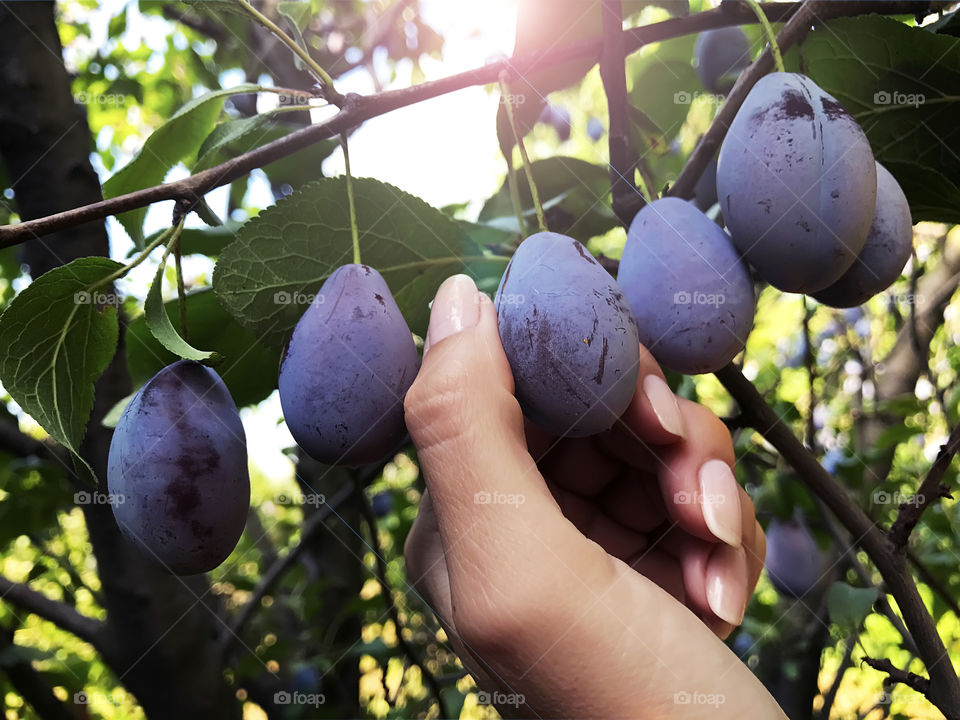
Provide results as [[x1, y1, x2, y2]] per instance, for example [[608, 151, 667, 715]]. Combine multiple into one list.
[[213, 177, 503, 350], [144, 257, 220, 364], [0, 258, 122, 457], [277, 1, 314, 32], [195, 113, 275, 173], [479, 156, 618, 242], [628, 58, 700, 147], [102, 83, 260, 246], [827, 582, 878, 632], [789, 16, 960, 223], [127, 289, 279, 407]]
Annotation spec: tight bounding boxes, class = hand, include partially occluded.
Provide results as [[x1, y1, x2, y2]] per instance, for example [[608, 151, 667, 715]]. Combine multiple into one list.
[[403, 275, 784, 719]]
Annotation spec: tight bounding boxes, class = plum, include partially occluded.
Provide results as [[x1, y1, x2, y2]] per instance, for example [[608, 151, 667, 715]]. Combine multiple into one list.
[[278, 264, 419, 466], [496, 232, 640, 437], [717, 72, 877, 293], [587, 116, 604, 142], [765, 517, 825, 598], [107, 360, 250, 576], [371, 491, 393, 518], [618, 197, 755, 374], [539, 104, 571, 142], [812, 163, 913, 307], [694, 27, 751, 94]]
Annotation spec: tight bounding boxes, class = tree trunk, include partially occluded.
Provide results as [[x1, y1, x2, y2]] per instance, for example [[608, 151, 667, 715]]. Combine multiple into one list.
[[0, 4, 239, 717]]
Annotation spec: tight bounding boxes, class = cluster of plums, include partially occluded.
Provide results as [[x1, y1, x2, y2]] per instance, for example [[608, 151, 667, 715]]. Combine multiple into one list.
[[103, 33, 913, 576]]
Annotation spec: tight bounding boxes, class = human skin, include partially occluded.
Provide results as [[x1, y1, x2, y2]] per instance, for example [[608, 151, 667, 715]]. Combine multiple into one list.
[[403, 274, 785, 719]]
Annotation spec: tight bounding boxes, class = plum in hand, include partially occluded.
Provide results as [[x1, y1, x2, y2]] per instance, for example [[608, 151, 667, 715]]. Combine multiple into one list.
[[717, 72, 877, 293], [108, 360, 250, 576], [812, 162, 913, 308], [496, 232, 640, 437], [278, 264, 419, 466], [618, 198, 755, 375]]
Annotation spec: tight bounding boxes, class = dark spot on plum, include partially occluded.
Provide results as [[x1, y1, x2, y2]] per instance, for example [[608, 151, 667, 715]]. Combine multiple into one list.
[[362, 265, 372, 275], [593, 337, 608, 384], [778, 90, 814, 120], [374, 293, 385, 307], [831, 189, 840, 199], [820, 97, 849, 120], [573, 241, 597, 264], [167, 476, 201, 514]]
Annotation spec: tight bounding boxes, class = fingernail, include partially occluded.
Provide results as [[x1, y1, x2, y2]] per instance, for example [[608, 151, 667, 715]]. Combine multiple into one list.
[[699, 459, 742, 548], [706, 545, 748, 625], [642, 374, 684, 438], [425, 275, 480, 352]]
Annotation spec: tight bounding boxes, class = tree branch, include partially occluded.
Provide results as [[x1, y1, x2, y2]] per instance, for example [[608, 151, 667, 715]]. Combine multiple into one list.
[[600, 0, 644, 224], [218, 482, 355, 656], [715, 363, 960, 716], [0, 575, 107, 652], [888, 420, 960, 549], [862, 656, 932, 696], [0, 1, 927, 248], [0, 630, 74, 720], [355, 484, 449, 719]]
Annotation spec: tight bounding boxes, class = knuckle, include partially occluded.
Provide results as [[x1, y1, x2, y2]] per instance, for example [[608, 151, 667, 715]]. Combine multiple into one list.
[[404, 357, 473, 442]]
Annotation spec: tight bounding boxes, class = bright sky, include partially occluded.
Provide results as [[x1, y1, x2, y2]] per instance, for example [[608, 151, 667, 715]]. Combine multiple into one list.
[[63, 0, 522, 481]]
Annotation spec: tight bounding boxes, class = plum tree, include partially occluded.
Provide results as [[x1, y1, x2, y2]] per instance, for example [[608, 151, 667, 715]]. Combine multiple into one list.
[[812, 163, 914, 308], [107, 360, 250, 576], [717, 72, 877, 293], [694, 26, 751, 94], [278, 264, 419, 466], [496, 232, 640, 436], [618, 198, 755, 374], [765, 517, 826, 598]]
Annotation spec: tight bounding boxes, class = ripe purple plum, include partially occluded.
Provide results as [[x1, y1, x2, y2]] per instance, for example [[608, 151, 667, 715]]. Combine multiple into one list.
[[587, 116, 604, 142], [765, 517, 825, 598], [278, 265, 419, 466], [717, 72, 877, 293], [496, 232, 640, 437], [692, 154, 719, 212], [694, 27, 751, 94], [618, 198, 755, 374], [107, 360, 250, 576], [812, 163, 913, 307]]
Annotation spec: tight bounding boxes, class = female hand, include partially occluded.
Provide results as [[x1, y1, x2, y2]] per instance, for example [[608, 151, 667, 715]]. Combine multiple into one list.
[[403, 275, 784, 719]]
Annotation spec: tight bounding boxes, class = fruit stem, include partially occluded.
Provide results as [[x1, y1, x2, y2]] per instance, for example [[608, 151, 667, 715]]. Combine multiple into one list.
[[340, 132, 361, 265], [744, 0, 785, 73], [174, 236, 188, 342], [504, 153, 527, 235], [99, 222, 181, 288], [499, 72, 548, 234], [237, 0, 337, 94]]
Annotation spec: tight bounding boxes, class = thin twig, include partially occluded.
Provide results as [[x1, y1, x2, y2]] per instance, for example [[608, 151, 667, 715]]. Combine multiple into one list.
[[355, 484, 449, 719], [0, 575, 106, 651], [862, 656, 931, 695], [888, 420, 960, 549]]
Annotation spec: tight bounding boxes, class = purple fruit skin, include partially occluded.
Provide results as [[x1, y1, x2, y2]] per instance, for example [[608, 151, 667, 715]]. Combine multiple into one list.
[[496, 232, 640, 437], [108, 360, 250, 576], [692, 154, 719, 211], [765, 518, 824, 598], [587, 116, 604, 142], [717, 72, 877, 293], [812, 163, 913, 308], [694, 27, 750, 94], [278, 264, 419, 466], [618, 198, 755, 375]]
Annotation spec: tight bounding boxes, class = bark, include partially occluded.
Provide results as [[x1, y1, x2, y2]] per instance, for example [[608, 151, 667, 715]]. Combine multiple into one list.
[[0, 4, 239, 718]]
